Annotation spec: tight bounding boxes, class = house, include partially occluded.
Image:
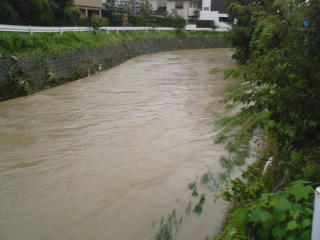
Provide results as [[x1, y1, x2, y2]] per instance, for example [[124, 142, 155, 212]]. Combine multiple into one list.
[[152, 0, 228, 24], [102, 0, 228, 25], [74, 0, 103, 18], [199, 0, 228, 25], [166, 0, 198, 20], [150, 0, 167, 13]]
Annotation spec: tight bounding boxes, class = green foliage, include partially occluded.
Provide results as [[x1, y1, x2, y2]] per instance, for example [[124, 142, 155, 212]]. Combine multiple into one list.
[[173, 16, 186, 29], [64, 7, 81, 26], [138, 0, 153, 15], [110, 13, 123, 26], [30, 0, 55, 25], [0, 66, 28, 100], [154, 209, 182, 240], [193, 194, 206, 215], [0, 0, 19, 24], [214, 107, 265, 173], [196, 20, 216, 29], [193, 9, 200, 20], [91, 18, 110, 31], [1, 0, 78, 26], [100, 18, 110, 27], [128, 15, 150, 26], [127, 14, 186, 28], [0, 31, 224, 59], [227, 0, 320, 145], [187, 182, 199, 196], [210, 1, 320, 238], [121, 0, 136, 14], [216, 181, 313, 240]]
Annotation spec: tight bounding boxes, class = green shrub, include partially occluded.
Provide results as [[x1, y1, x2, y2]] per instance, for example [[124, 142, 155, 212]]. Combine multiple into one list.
[[90, 17, 110, 30], [100, 18, 110, 26], [0, 1, 19, 24], [153, 16, 176, 27], [196, 20, 216, 29], [110, 13, 123, 26], [64, 7, 80, 26], [217, 181, 313, 240], [77, 18, 89, 26], [128, 15, 149, 26], [127, 15, 186, 28], [91, 18, 102, 31], [173, 16, 186, 29]]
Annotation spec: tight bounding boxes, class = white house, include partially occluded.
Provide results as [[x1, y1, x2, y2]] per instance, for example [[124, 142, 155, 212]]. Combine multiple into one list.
[[104, 0, 229, 26], [159, 0, 229, 25]]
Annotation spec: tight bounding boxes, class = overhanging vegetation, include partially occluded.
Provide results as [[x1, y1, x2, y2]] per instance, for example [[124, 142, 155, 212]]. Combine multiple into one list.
[[211, 0, 320, 239]]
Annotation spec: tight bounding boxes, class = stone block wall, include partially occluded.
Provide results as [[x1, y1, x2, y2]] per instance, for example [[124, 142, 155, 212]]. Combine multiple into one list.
[[0, 37, 229, 101]]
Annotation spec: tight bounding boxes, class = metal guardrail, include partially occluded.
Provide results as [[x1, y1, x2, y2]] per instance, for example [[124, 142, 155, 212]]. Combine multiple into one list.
[[0, 24, 230, 34], [0, 24, 93, 33]]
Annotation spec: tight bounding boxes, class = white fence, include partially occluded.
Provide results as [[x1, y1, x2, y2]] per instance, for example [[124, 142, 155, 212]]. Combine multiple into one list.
[[0, 24, 230, 34]]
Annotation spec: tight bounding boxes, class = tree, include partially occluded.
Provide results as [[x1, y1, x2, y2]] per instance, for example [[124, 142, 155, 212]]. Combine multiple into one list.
[[29, 0, 55, 25], [138, 0, 153, 15], [52, 0, 75, 25], [193, 9, 200, 20], [122, 0, 137, 15], [0, 0, 81, 26], [227, 0, 320, 146], [0, 0, 19, 24]]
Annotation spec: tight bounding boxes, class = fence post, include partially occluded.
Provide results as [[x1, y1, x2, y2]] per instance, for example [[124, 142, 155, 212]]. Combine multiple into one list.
[[312, 187, 320, 240], [29, 25, 33, 35]]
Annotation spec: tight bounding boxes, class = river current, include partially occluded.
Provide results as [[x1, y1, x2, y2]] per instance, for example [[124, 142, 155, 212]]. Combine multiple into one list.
[[0, 49, 234, 240]]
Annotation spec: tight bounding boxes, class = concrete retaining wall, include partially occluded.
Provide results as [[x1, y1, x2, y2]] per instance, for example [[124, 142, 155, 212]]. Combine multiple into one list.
[[0, 37, 229, 101]]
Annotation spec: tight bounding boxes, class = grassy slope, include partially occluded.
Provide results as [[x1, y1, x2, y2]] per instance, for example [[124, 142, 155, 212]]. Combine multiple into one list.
[[0, 31, 225, 59]]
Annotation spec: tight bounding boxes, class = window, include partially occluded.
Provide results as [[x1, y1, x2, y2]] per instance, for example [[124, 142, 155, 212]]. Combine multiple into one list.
[[175, 1, 184, 9], [219, 17, 229, 22]]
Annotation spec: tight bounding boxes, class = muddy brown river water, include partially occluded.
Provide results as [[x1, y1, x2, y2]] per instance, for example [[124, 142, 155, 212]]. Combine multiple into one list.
[[0, 49, 235, 240]]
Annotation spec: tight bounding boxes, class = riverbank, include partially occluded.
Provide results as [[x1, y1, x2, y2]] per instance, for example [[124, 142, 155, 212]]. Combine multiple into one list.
[[210, 0, 320, 238], [211, 69, 315, 240], [0, 31, 228, 101], [0, 31, 224, 59]]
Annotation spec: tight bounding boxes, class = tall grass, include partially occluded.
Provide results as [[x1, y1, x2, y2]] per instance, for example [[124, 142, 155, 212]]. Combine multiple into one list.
[[0, 31, 225, 58]]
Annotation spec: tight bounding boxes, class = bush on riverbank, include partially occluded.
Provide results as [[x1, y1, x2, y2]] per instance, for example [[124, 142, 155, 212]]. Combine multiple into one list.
[[0, 31, 225, 59], [196, 20, 216, 29], [127, 15, 186, 28], [211, 0, 320, 239]]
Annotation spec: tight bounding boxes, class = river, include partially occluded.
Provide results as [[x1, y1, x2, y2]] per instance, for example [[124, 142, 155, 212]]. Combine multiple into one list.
[[0, 49, 234, 240]]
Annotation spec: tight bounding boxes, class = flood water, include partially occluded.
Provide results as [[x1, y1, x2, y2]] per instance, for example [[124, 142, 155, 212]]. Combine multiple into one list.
[[0, 49, 235, 240]]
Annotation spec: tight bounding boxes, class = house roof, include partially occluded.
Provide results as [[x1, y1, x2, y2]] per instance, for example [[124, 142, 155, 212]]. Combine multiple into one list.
[[212, 0, 228, 13], [74, 0, 102, 8]]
